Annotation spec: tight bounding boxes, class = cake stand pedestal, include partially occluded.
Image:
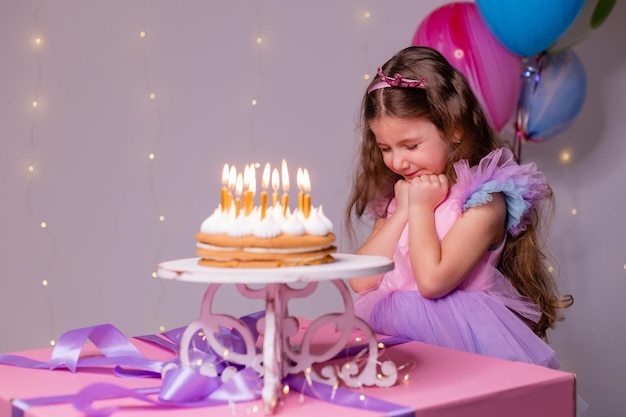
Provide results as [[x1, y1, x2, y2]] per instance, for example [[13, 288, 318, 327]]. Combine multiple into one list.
[[157, 253, 395, 414]]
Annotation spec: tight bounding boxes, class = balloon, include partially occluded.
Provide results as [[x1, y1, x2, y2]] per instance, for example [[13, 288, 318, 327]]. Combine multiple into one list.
[[516, 50, 587, 142], [475, 0, 585, 57], [548, 0, 617, 53], [412, 2, 522, 131]]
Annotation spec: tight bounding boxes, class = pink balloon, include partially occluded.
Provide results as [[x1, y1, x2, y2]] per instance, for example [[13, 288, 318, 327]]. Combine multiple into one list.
[[412, 2, 523, 131]]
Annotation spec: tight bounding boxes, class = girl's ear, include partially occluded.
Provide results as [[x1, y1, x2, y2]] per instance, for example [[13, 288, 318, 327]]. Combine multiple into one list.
[[452, 131, 462, 144]]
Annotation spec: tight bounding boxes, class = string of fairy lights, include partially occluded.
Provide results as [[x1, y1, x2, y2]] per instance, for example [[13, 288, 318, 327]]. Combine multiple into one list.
[[17, 1, 602, 352], [136, 1, 168, 334], [25, 0, 59, 347]]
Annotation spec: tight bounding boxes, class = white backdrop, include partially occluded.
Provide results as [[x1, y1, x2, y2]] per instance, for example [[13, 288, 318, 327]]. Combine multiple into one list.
[[1, 1, 625, 416]]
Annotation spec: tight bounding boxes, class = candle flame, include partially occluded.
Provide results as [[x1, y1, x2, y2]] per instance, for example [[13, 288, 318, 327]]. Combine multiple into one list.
[[271, 168, 280, 191], [297, 167, 303, 190], [303, 169, 311, 193], [235, 173, 243, 196], [262, 163, 270, 189], [221, 164, 229, 186], [281, 159, 290, 192], [243, 165, 250, 189], [228, 166, 237, 189]]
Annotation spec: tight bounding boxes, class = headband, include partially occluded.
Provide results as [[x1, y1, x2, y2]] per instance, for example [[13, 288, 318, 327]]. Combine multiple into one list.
[[367, 67, 427, 94]]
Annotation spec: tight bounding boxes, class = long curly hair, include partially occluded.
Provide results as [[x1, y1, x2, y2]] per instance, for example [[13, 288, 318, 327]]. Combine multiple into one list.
[[345, 46, 572, 339]]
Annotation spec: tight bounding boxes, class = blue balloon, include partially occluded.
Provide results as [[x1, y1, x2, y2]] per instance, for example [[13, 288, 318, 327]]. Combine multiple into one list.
[[476, 0, 585, 57], [518, 50, 587, 141]]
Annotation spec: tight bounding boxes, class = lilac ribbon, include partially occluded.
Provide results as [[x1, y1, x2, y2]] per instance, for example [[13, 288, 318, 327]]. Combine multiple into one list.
[[0, 323, 162, 374], [3, 311, 412, 417]]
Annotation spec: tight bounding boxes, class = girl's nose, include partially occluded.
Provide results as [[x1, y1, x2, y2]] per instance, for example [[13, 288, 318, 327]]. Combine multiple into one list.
[[392, 152, 409, 171]]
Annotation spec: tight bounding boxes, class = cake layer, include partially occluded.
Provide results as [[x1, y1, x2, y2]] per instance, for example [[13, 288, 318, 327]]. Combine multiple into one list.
[[195, 232, 336, 249], [197, 245, 337, 262], [198, 253, 336, 268]]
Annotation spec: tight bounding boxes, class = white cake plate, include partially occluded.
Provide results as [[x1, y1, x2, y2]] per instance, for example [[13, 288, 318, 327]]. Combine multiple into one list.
[[157, 253, 396, 415]]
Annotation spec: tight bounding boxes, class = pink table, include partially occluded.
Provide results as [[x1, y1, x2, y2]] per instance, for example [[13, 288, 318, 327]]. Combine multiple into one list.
[[0, 320, 576, 417]]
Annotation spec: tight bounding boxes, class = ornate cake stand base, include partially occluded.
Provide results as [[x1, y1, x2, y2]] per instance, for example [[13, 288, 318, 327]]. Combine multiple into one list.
[[158, 254, 397, 415]]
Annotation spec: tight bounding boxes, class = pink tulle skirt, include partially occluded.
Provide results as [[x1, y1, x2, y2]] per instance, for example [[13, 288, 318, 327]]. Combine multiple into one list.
[[355, 288, 560, 369]]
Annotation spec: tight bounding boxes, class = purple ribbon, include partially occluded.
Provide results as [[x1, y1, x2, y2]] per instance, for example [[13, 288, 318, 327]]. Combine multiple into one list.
[[4, 312, 412, 416], [0, 323, 163, 374]]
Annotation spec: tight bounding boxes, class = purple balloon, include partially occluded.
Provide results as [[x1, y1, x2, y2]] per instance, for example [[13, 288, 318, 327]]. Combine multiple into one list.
[[413, 2, 523, 131], [516, 49, 587, 141]]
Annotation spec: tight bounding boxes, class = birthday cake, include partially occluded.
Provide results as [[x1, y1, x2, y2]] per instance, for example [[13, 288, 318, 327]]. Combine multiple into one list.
[[195, 161, 337, 268]]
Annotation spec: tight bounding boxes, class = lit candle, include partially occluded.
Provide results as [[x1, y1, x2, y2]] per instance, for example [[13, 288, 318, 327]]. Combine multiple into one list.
[[303, 169, 311, 218], [227, 165, 237, 212], [243, 165, 254, 216], [248, 164, 256, 216], [261, 163, 270, 219], [235, 172, 243, 217], [221, 164, 229, 212], [281, 159, 290, 216], [271, 168, 280, 207], [297, 167, 304, 212]]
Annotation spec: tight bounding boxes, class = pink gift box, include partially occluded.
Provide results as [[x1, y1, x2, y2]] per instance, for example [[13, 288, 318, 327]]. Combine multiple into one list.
[[1, 322, 575, 417]]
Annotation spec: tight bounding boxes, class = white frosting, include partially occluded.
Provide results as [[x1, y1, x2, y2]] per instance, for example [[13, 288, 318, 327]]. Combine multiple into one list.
[[200, 207, 229, 234], [227, 214, 254, 237], [199, 203, 332, 238], [253, 212, 282, 238], [281, 209, 306, 236]]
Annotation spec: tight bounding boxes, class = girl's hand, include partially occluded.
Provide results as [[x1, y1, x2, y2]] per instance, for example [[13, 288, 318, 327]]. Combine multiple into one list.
[[409, 174, 449, 210]]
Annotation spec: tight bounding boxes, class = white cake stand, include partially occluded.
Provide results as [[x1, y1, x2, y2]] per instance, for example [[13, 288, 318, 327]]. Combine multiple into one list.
[[157, 253, 396, 414]]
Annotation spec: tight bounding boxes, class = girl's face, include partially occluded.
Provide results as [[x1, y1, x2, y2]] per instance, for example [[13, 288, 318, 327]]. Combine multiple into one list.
[[370, 115, 453, 180]]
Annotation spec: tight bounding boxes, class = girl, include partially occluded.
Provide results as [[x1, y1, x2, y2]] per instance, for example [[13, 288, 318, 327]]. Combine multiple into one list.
[[345, 46, 573, 368]]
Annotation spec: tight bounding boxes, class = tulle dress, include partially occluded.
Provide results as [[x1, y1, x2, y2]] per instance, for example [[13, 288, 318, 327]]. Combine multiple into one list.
[[354, 147, 561, 369]]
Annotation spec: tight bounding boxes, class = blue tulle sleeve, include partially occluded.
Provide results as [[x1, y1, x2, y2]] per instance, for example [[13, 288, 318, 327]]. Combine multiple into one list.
[[453, 148, 550, 236]]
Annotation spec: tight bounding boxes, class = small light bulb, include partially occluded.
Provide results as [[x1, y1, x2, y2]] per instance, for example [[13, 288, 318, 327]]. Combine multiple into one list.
[[252, 406, 259, 412], [256, 37, 263, 44], [28, 165, 35, 172], [32, 100, 38, 108], [159, 325, 165, 332], [40, 222, 47, 229], [148, 153, 155, 160], [571, 208, 577, 215], [403, 374, 410, 382], [560, 150, 571, 163], [548, 266, 554, 273], [151, 271, 157, 278], [364, 11, 371, 18], [159, 215, 165, 222], [363, 74, 370, 80], [282, 384, 290, 394], [34, 37, 42, 45], [355, 336, 362, 342], [50, 340, 56, 346], [251, 99, 257, 106], [149, 92, 156, 100], [140, 31, 146, 38], [377, 342, 385, 349], [42, 280, 48, 286], [454, 49, 464, 59], [359, 394, 365, 401]]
